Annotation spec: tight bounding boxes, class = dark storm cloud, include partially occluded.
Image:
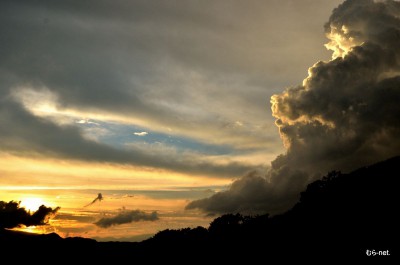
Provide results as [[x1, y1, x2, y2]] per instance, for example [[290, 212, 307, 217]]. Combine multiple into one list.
[[187, 0, 400, 215], [0, 200, 60, 228], [95, 210, 158, 228], [186, 169, 307, 214]]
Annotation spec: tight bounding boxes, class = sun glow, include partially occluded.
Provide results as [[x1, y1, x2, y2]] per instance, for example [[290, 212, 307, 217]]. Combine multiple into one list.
[[20, 197, 46, 212]]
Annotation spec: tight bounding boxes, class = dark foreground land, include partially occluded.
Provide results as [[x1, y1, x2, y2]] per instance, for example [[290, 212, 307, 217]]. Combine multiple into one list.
[[1, 157, 397, 261]]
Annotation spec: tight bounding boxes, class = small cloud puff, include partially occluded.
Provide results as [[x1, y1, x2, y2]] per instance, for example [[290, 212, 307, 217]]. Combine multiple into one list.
[[76, 119, 99, 125], [133, 131, 148, 136], [95, 209, 158, 228]]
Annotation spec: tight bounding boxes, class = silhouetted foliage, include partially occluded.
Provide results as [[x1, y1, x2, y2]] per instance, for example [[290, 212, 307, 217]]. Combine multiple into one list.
[[208, 213, 244, 238], [149, 226, 208, 244], [0, 200, 60, 229], [144, 156, 398, 258]]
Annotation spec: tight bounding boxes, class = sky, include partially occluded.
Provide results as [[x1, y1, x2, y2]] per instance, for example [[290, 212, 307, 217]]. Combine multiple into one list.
[[2, 0, 399, 241]]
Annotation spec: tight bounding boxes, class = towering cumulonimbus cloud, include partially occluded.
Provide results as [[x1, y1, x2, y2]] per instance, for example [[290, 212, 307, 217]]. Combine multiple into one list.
[[186, 0, 400, 215]]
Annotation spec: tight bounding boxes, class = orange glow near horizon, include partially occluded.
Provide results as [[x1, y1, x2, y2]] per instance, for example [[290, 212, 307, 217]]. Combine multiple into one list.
[[0, 153, 231, 191], [1, 152, 227, 240]]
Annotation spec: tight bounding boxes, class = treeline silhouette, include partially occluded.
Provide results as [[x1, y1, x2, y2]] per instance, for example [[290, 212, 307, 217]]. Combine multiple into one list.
[[1, 156, 397, 260], [0, 201, 59, 229], [141, 157, 396, 259]]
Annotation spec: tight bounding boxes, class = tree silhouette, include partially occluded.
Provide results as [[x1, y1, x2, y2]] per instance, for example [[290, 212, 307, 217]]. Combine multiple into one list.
[[145, 156, 398, 258], [0, 200, 59, 229], [208, 213, 244, 239]]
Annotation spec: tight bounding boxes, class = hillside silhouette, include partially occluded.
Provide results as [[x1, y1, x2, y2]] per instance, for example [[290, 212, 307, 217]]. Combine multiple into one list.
[[1, 156, 397, 260], [141, 156, 397, 259]]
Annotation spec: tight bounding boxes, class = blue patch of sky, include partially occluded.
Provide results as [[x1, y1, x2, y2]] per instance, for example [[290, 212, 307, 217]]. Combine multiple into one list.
[[76, 119, 233, 156]]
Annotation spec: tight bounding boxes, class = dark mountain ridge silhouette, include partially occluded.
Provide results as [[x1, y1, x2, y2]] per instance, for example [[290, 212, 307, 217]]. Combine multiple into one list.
[[141, 156, 397, 259], [1, 156, 397, 260]]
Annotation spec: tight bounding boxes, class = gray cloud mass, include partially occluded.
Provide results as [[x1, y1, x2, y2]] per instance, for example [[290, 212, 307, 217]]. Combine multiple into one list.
[[187, 0, 400, 215], [95, 210, 158, 228]]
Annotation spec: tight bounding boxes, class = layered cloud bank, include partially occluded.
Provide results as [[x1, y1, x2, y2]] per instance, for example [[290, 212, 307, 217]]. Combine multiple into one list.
[[187, 0, 400, 215]]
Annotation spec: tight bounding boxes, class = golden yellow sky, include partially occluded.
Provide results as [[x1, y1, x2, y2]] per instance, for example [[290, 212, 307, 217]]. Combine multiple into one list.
[[0, 153, 228, 240]]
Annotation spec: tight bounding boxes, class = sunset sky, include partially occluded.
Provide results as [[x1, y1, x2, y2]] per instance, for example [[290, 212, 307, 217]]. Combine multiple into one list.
[[2, 0, 399, 241]]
